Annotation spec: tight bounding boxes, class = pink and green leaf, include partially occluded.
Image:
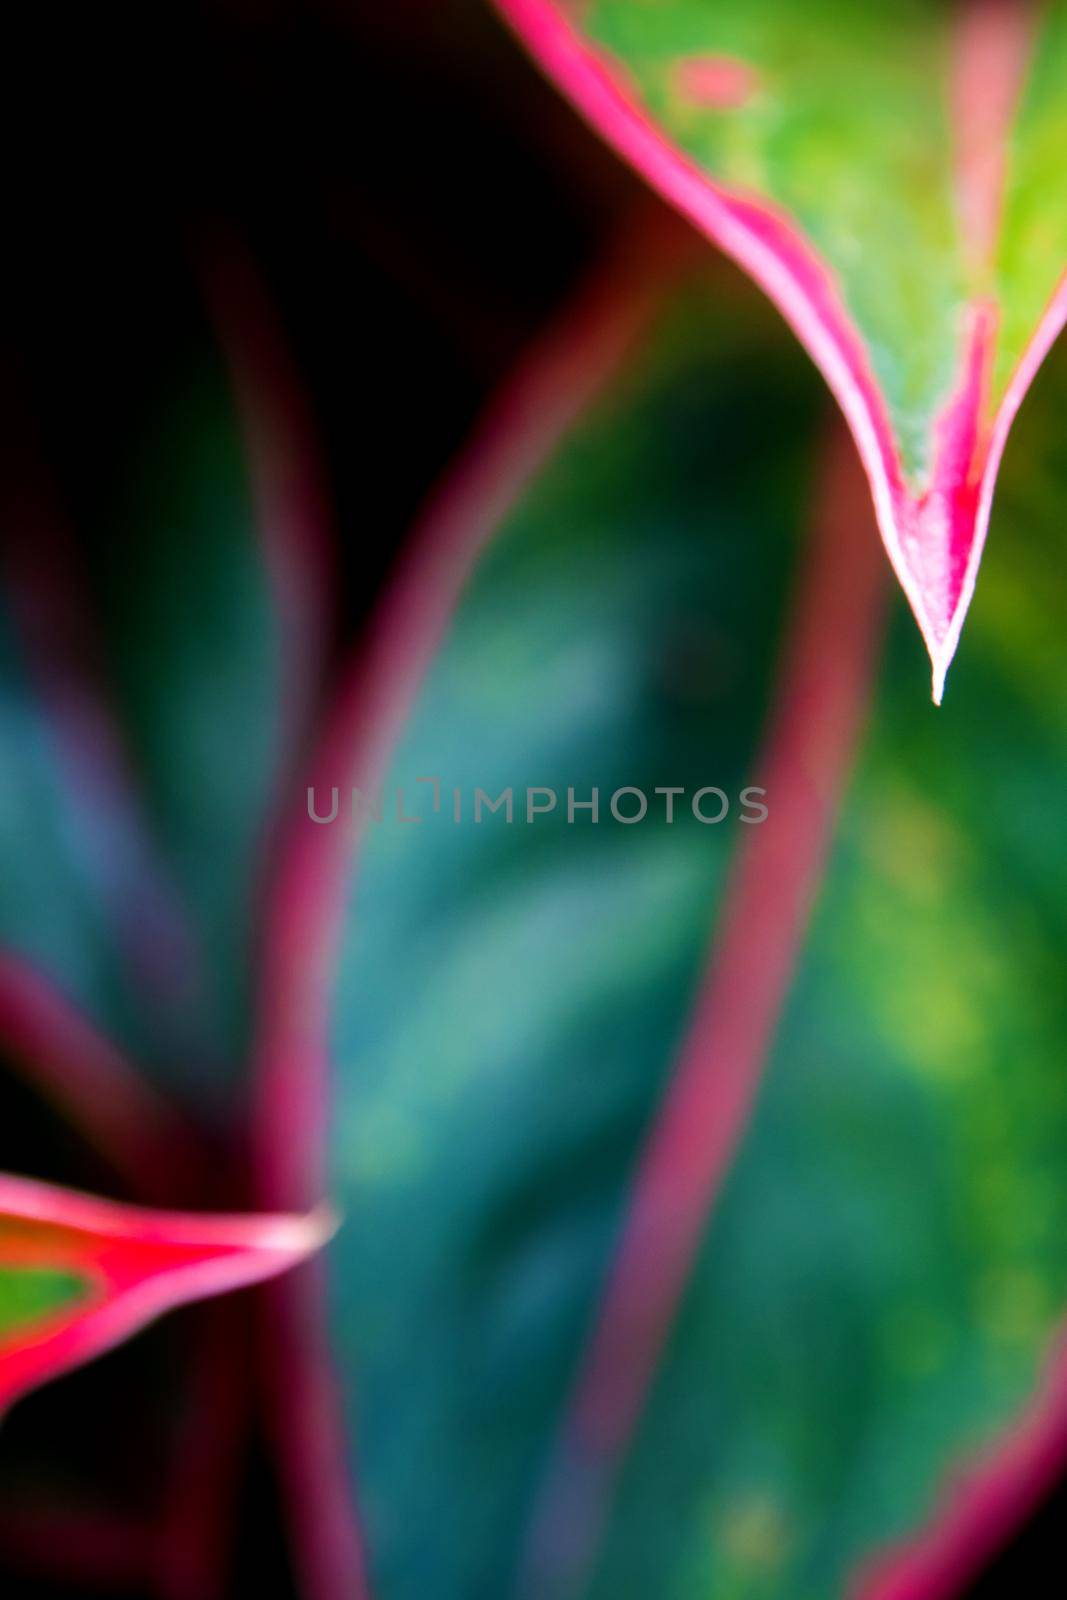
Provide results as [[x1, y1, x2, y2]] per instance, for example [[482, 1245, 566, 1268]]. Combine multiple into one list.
[[0, 248, 337, 1591], [0, 1171, 330, 1416], [260, 240, 1067, 1599], [492, 0, 1067, 698]]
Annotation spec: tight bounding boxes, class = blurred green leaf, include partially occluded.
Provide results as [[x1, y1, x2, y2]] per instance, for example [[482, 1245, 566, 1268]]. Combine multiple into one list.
[[0, 301, 314, 1110], [317, 264, 1067, 1599]]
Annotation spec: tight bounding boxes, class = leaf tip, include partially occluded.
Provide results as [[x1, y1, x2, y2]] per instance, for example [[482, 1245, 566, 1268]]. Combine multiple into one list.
[[929, 643, 952, 706]]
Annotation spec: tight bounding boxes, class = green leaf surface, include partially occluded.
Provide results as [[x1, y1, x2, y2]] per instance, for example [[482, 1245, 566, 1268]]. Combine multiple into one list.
[[0, 295, 308, 1108], [0, 1266, 84, 1343], [319, 265, 1067, 1598], [586, 0, 962, 476]]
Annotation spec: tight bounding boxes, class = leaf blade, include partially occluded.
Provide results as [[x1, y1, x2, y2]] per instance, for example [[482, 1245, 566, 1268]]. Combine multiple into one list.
[[0, 1170, 330, 1414], [298, 247, 1067, 1599], [491, 0, 1067, 696]]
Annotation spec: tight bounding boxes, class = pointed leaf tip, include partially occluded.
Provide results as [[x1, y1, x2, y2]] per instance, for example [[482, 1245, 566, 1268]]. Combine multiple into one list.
[[493, 0, 1067, 683], [0, 1172, 331, 1412], [932, 661, 947, 707]]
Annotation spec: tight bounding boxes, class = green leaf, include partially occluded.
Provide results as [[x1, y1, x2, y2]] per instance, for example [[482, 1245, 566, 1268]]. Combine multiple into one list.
[[0, 1266, 83, 1342], [300, 258, 1067, 1599], [492, 0, 1067, 698], [0, 261, 328, 1109], [307, 261, 829, 1594]]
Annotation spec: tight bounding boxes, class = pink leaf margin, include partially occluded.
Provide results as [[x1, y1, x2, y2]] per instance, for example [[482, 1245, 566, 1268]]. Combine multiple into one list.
[[1, 438, 207, 1042], [249, 198, 1067, 1597], [854, 1333, 1067, 1598], [0, 1170, 332, 1417], [0, 951, 290, 1600], [194, 227, 337, 789], [0, 247, 339, 1594], [0, 948, 198, 1204], [515, 419, 887, 1595], [1, 238, 337, 1088], [251, 210, 694, 1211], [250, 213, 692, 1600], [490, 0, 1067, 701]]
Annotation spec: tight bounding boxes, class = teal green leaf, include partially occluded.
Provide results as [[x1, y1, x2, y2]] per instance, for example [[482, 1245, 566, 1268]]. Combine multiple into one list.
[[0, 292, 317, 1109], [318, 263, 1067, 1598]]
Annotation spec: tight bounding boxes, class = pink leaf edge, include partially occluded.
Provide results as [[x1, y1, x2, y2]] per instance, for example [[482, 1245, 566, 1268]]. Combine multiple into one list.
[[250, 215, 689, 1600], [516, 418, 887, 1596], [854, 1325, 1067, 1600], [0, 948, 198, 1202], [252, 197, 1067, 1595], [195, 227, 337, 782], [0, 1170, 333, 1415], [0, 952, 284, 1600], [492, 0, 1067, 700]]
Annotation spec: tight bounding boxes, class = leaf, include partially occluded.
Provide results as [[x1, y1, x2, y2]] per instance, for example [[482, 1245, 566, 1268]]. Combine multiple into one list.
[[266, 244, 1067, 1600], [491, 0, 1067, 699], [0, 1170, 329, 1415], [0, 245, 331, 1110], [0, 248, 334, 1589], [0, 951, 198, 1202]]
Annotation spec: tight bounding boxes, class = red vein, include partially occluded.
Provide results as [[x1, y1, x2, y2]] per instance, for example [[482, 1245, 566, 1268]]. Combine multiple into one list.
[[250, 210, 693, 1600], [493, 0, 1061, 703], [952, 0, 1036, 280], [2, 453, 208, 1054], [154, 1300, 249, 1600], [252, 208, 694, 1213], [515, 419, 888, 1598], [0, 950, 197, 1203], [195, 229, 336, 792]]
